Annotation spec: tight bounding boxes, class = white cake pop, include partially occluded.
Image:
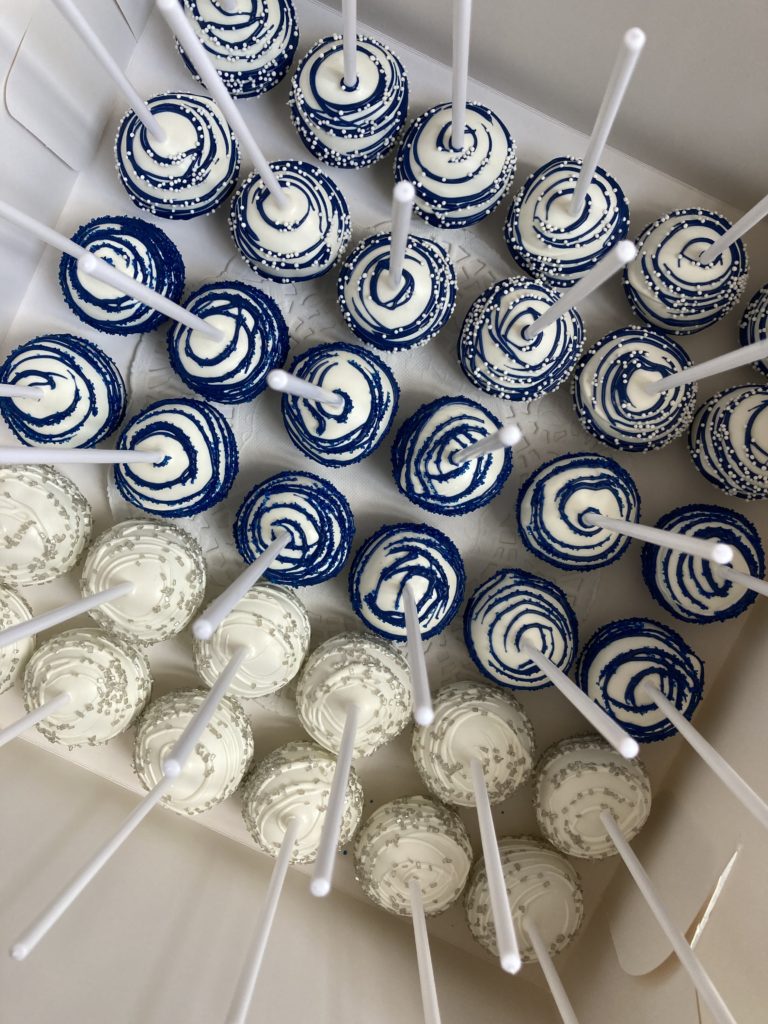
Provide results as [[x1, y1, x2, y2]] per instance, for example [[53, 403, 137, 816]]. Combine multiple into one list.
[[0, 585, 34, 696]]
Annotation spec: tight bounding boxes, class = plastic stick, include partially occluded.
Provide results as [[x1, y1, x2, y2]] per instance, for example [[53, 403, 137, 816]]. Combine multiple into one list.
[[647, 334, 768, 394], [450, 0, 472, 150], [156, 0, 290, 209], [713, 563, 768, 599], [522, 241, 636, 339], [192, 534, 291, 641], [698, 192, 768, 265], [582, 511, 733, 565], [469, 757, 521, 974], [387, 182, 415, 289], [640, 683, 768, 833], [451, 423, 522, 466], [266, 369, 343, 408], [0, 582, 133, 649], [524, 918, 580, 1024], [569, 28, 646, 216], [51, 0, 165, 140], [600, 811, 737, 1024], [402, 582, 433, 727], [0, 384, 43, 400], [0, 446, 163, 466], [310, 702, 360, 898], [521, 643, 639, 759], [342, 0, 357, 88], [225, 817, 300, 1024], [0, 200, 91, 260], [409, 880, 442, 1024], [0, 693, 72, 751]]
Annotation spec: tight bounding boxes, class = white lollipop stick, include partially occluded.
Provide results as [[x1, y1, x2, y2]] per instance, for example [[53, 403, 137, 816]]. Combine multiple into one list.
[[522, 241, 636, 339], [524, 918, 580, 1024], [469, 757, 521, 974], [387, 182, 416, 290], [226, 817, 300, 1024], [409, 880, 442, 1024], [639, 683, 768, 833], [156, 0, 290, 209], [521, 643, 639, 759], [0, 582, 133, 649], [582, 511, 733, 565], [0, 446, 163, 466], [569, 28, 646, 217], [713, 563, 768, 599], [51, 0, 165, 141], [0, 199, 94, 260], [342, 0, 357, 88], [647, 334, 768, 394], [450, 0, 472, 150], [0, 384, 43, 400], [0, 693, 72, 750], [402, 582, 433, 727], [600, 810, 737, 1024], [310, 702, 360, 897], [698, 192, 768, 265], [192, 533, 291, 641], [451, 423, 522, 466], [266, 369, 343, 409], [163, 646, 250, 778]]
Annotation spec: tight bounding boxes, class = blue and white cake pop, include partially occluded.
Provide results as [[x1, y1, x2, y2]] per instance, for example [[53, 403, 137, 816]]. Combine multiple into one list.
[[623, 208, 749, 335], [641, 504, 765, 624], [59, 215, 185, 335], [572, 327, 696, 452], [394, 102, 516, 229], [739, 284, 768, 375], [348, 523, 465, 640], [464, 569, 578, 690], [458, 277, 585, 401], [517, 452, 641, 571], [115, 397, 238, 518], [577, 617, 705, 744], [290, 34, 408, 168], [178, 0, 299, 98], [391, 396, 513, 516], [166, 280, 288, 403], [689, 385, 768, 500], [229, 160, 351, 282], [280, 342, 398, 466], [505, 156, 629, 289], [0, 335, 126, 448], [115, 92, 240, 219], [233, 470, 355, 587]]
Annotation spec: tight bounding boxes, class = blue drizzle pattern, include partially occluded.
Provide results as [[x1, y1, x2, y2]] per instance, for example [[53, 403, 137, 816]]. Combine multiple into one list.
[[623, 208, 749, 335], [463, 569, 578, 690], [641, 503, 765, 624], [59, 216, 185, 336], [458, 276, 585, 401], [577, 617, 704, 744], [391, 396, 512, 516], [115, 397, 238, 518], [517, 452, 641, 571], [115, 92, 240, 220], [688, 385, 768, 500], [0, 334, 126, 448], [337, 232, 456, 351], [167, 280, 288, 404], [739, 284, 768, 375], [348, 523, 465, 640], [233, 470, 354, 587]]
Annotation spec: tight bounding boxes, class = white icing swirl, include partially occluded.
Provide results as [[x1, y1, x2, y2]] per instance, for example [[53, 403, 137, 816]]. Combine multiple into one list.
[[689, 385, 768, 500], [0, 585, 34, 696]]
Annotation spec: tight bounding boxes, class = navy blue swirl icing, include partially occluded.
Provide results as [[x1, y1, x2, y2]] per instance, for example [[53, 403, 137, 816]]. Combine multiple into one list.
[[572, 327, 696, 452], [391, 396, 513, 516], [394, 102, 516, 229], [577, 617, 704, 744], [641, 503, 764, 624], [517, 452, 641, 571], [623, 208, 749, 335], [233, 470, 354, 586], [178, 0, 298, 98], [59, 216, 185, 336], [504, 156, 630, 289], [290, 34, 408, 168], [115, 92, 240, 220], [688, 385, 768, 500], [280, 342, 399, 466], [0, 334, 126, 448], [458, 276, 585, 401], [348, 523, 465, 640], [463, 569, 578, 690], [115, 397, 238, 518], [167, 280, 288, 404], [337, 231, 456, 351], [739, 284, 768, 375], [229, 159, 351, 282]]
